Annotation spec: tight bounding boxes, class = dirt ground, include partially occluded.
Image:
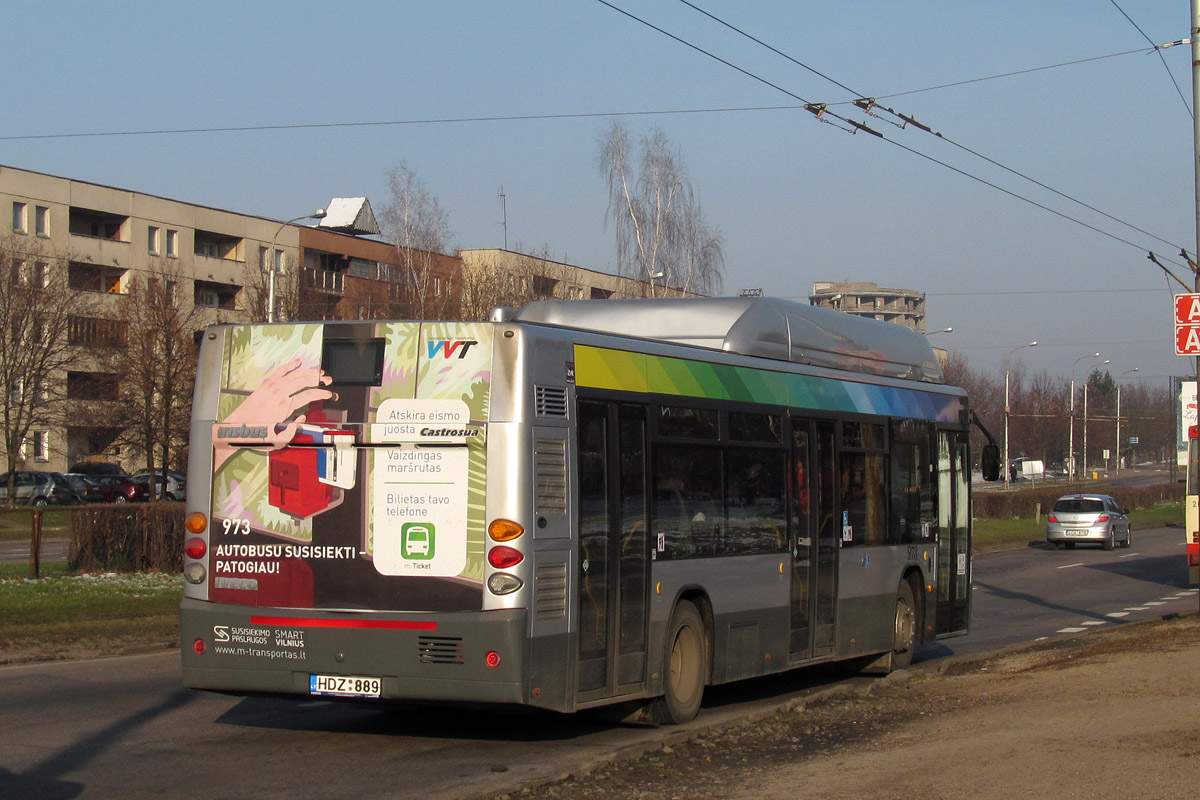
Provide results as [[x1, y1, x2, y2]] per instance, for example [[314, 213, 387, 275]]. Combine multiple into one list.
[[488, 615, 1200, 800]]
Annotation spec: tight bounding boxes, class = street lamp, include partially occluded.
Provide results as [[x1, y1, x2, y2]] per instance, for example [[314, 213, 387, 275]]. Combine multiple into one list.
[[1081, 360, 1109, 478], [267, 208, 327, 323], [1004, 340, 1038, 490], [1115, 368, 1140, 473], [1068, 352, 1102, 481], [924, 327, 954, 336]]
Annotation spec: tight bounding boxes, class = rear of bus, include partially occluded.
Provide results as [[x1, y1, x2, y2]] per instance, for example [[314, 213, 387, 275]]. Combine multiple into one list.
[[180, 320, 526, 705]]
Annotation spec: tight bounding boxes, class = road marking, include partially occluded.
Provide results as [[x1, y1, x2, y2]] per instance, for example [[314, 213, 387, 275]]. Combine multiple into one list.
[[1125, 606, 1149, 611], [1081, 621, 1107, 626], [1144, 601, 1167, 606], [1119, 552, 1140, 558], [1058, 627, 1088, 633], [1056, 562, 1085, 569], [1105, 611, 1131, 618]]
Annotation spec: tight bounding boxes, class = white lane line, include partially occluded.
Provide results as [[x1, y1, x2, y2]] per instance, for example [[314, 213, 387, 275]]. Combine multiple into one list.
[[1058, 627, 1088, 633], [1106, 611, 1131, 618], [1144, 601, 1167, 606], [1057, 562, 1085, 569], [1119, 552, 1140, 558], [1125, 606, 1150, 611], [1081, 621, 1107, 627]]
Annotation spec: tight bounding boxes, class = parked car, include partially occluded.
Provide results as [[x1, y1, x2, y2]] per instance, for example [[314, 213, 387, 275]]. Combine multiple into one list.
[[131, 469, 186, 501], [68, 462, 128, 478], [90, 475, 149, 503], [0, 470, 75, 506], [1046, 494, 1131, 551], [62, 473, 105, 504]]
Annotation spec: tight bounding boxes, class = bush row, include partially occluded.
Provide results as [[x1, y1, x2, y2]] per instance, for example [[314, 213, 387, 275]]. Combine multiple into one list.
[[973, 481, 1183, 520], [69, 502, 185, 573]]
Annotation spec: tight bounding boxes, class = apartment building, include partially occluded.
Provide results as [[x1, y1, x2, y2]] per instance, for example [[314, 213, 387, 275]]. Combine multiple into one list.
[[0, 164, 416, 473], [809, 280, 927, 332]]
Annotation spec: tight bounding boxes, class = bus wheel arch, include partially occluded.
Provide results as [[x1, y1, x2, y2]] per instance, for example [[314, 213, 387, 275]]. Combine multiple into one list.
[[860, 571, 923, 675], [653, 595, 710, 725]]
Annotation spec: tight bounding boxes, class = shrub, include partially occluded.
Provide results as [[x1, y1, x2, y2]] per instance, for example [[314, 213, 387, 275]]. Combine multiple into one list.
[[973, 481, 1183, 519], [69, 502, 184, 573]]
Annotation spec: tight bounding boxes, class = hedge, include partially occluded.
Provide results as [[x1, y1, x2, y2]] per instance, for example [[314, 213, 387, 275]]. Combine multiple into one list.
[[973, 480, 1183, 520], [69, 502, 185, 573]]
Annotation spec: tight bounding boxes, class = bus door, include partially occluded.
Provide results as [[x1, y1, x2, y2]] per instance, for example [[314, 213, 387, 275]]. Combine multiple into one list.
[[575, 401, 650, 703], [789, 418, 838, 661], [935, 431, 971, 635]]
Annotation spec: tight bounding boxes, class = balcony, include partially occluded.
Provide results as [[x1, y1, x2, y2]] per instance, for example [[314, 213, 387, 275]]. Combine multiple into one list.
[[303, 268, 344, 295]]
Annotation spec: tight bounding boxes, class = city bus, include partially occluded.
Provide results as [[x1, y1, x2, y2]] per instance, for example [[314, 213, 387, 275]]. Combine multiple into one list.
[[180, 296, 992, 723]]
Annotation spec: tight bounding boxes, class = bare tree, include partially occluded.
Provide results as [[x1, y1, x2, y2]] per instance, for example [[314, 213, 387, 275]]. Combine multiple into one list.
[[243, 252, 302, 322], [113, 260, 202, 495], [597, 120, 724, 297], [0, 234, 81, 505], [379, 164, 454, 319]]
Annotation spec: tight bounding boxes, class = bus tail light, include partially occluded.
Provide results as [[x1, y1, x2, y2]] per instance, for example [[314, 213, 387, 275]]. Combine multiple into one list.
[[487, 573, 523, 595], [487, 546, 523, 569], [193, 638, 206, 655], [185, 512, 208, 534], [488, 519, 524, 542], [485, 651, 501, 668], [184, 563, 207, 585], [185, 538, 207, 560]]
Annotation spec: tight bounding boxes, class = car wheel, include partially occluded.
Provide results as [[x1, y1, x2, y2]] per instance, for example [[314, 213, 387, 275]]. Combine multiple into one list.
[[653, 600, 707, 724], [113, 495, 128, 504], [1102, 528, 1115, 551], [32, 497, 48, 507], [1123, 528, 1132, 548]]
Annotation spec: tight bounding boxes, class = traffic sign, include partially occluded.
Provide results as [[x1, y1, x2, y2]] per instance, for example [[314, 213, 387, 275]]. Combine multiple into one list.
[[1171, 323, 1200, 355], [1177, 324, 1200, 356], [1176, 293, 1200, 324]]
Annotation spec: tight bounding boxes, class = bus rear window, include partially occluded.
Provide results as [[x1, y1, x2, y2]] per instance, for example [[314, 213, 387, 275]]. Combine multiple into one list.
[[321, 338, 385, 385]]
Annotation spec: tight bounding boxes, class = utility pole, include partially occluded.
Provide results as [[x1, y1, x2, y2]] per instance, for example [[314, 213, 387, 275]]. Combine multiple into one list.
[[1191, 0, 1200, 598]]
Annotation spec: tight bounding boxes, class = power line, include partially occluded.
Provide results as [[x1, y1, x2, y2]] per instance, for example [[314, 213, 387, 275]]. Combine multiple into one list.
[[669, 0, 1192, 261], [1106, 0, 1192, 119]]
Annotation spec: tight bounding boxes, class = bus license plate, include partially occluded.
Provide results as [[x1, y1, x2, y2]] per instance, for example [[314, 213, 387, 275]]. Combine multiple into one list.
[[310, 674, 382, 698]]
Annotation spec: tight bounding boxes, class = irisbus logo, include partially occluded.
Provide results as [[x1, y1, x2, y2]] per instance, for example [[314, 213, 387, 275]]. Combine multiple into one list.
[[427, 340, 478, 359]]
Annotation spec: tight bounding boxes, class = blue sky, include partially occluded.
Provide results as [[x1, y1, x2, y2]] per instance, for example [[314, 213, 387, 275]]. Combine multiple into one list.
[[2, 1, 1193, 385]]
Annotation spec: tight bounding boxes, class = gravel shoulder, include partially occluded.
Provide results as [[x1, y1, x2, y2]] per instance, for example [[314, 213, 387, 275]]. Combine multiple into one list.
[[486, 614, 1200, 800]]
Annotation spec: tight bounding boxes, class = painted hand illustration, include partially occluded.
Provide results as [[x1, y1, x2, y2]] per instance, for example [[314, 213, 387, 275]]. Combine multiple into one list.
[[212, 359, 334, 469]]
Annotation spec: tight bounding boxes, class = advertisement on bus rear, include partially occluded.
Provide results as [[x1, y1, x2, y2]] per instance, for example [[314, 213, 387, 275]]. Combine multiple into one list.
[[207, 321, 491, 610]]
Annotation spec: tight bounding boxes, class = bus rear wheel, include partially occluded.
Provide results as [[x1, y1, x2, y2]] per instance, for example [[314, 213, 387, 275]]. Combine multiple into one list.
[[653, 600, 706, 725], [890, 580, 917, 671]]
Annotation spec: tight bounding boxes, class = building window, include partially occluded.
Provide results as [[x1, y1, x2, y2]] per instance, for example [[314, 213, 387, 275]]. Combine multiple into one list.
[[32, 261, 48, 289], [68, 207, 129, 241], [33, 431, 49, 462], [12, 202, 27, 234], [148, 226, 160, 255], [166, 229, 179, 258], [68, 371, 121, 401], [194, 280, 240, 309], [34, 206, 49, 237], [69, 261, 125, 293], [68, 315, 129, 348]]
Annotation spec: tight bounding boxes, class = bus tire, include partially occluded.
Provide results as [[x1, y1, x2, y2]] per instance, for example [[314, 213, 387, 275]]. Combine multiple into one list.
[[654, 600, 706, 725], [890, 580, 917, 671]]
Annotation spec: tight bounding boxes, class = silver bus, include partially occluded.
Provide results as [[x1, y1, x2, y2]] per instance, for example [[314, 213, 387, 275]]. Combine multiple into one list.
[[180, 297, 982, 723]]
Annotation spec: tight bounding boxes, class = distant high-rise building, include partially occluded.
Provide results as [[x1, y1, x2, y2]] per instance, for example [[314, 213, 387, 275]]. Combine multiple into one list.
[[809, 281, 926, 332]]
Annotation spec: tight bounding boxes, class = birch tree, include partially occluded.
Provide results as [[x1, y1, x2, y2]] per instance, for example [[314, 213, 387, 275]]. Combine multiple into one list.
[[379, 164, 454, 319], [597, 121, 723, 297]]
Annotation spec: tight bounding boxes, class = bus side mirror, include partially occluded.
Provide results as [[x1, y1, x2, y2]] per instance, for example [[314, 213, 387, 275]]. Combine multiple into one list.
[[980, 444, 1001, 482]]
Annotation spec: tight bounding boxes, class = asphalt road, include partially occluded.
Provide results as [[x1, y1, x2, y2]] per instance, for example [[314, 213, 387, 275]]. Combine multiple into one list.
[[0, 527, 1195, 800]]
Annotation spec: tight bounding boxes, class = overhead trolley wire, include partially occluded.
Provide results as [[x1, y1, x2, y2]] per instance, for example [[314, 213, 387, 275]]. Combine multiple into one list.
[[630, 0, 1193, 268]]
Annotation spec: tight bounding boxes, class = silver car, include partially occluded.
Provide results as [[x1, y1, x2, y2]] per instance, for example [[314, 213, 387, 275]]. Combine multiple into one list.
[[1046, 494, 1131, 551]]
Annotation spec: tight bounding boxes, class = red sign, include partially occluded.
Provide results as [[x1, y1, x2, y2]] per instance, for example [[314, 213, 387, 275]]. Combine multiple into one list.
[[1176, 294, 1200, 324], [1177, 324, 1200, 356]]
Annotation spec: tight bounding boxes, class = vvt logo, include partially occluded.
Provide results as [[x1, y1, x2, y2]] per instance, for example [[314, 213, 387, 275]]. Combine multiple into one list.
[[427, 340, 478, 359]]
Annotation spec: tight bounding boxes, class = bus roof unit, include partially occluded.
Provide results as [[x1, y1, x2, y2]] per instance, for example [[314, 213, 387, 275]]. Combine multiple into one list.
[[516, 296, 943, 384]]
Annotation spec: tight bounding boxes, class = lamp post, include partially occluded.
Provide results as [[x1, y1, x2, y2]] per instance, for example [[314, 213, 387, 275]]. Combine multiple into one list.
[[267, 209, 326, 323], [1081, 360, 1108, 478], [1115, 367, 1139, 473], [1068, 352, 1102, 481], [1004, 340, 1038, 490], [924, 327, 953, 336]]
